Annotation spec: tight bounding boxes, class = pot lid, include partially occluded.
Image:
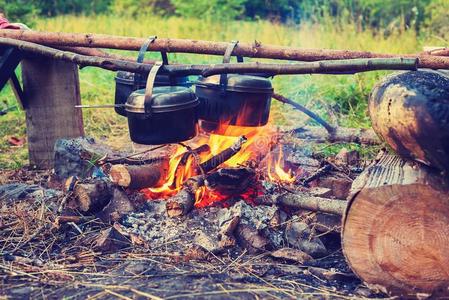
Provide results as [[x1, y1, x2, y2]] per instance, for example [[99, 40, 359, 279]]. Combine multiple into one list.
[[196, 74, 273, 93], [125, 86, 198, 114]]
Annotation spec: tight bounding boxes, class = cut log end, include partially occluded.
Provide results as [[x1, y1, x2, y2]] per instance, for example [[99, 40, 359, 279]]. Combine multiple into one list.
[[342, 155, 449, 294], [109, 164, 131, 187]]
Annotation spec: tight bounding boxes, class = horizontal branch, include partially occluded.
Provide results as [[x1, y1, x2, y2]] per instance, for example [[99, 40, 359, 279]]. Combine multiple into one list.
[[0, 38, 418, 77], [277, 192, 347, 215], [1, 29, 449, 69]]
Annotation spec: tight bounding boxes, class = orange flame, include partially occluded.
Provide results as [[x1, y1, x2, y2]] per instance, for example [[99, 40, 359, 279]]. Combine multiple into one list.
[[142, 103, 293, 206], [267, 146, 295, 183]]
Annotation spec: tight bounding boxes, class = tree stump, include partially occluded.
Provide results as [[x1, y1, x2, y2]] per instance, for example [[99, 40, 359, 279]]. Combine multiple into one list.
[[22, 58, 84, 169], [369, 70, 449, 172], [342, 154, 449, 295]]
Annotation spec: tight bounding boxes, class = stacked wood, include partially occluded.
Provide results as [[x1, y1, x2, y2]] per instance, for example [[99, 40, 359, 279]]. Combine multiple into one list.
[[342, 154, 449, 294], [369, 70, 449, 172]]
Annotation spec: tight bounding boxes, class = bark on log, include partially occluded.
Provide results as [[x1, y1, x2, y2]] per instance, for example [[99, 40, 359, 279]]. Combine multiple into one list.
[[283, 126, 380, 145], [0, 37, 419, 75], [276, 193, 347, 215], [2, 30, 449, 69], [369, 70, 449, 172], [71, 179, 112, 213], [109, 160, 169, 190], [342, 154, 449, 295]]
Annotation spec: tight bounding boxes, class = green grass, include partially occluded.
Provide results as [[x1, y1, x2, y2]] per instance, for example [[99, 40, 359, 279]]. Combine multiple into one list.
[[0, 14, 427, 169]]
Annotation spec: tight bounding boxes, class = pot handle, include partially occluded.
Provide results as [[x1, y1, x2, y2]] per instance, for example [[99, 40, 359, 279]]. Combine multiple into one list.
[[134, 36, 170, 89], [143, 62, 163, 116], [220, 40, 243, 94]]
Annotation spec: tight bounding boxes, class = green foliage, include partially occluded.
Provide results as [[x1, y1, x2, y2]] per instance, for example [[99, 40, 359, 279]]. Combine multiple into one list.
[[298, 0, 431, 33], [170, 0, 245, 21], [0, 0, 37, 25], [243, 0, 301, 22], [424, 0, 449, 42], [110, 0, 175, 17], [36, 0, 112, 16]]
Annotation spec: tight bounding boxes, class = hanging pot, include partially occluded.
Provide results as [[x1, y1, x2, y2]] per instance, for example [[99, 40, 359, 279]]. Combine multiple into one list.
[[125, 63, 199, 145], [195, 41, 273, 135], [114, 36, 192, 117]]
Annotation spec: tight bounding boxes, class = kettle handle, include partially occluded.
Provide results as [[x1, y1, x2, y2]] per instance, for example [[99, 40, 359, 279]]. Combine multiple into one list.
[[143, 62, 163, 116], [220, 40, 243, 94], [134, 36, 170, 89]]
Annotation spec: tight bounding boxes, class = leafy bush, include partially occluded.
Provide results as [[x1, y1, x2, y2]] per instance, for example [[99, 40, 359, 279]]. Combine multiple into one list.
[[36, 0, 113, 16], [170, 0, 245, 21], [0, 0, 37, 24], [111, 0, 175, 17], [424, 0, 449, 41]]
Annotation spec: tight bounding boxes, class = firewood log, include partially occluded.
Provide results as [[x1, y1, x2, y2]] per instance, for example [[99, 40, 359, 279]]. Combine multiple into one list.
[[71, 179, 112, 213], [109, 160, 169, 189], [369, 70, 449, 172], [277, 193, 347, 216], [342, 154, 449, 294]]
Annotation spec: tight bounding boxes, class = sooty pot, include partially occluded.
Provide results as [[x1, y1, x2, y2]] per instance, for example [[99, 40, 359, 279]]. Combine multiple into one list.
[[114, 36, 192, 117], [195, 74, 273, 135], [125, 65, 199, 145]]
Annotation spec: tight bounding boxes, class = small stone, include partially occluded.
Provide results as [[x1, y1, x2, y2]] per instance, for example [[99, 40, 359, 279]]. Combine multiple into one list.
[[335, 148, 360, 166], [285, 221, 328, 258], [309, 187, 333, 198], [318, 174, 352, 199], [270, 247, 314, 264]]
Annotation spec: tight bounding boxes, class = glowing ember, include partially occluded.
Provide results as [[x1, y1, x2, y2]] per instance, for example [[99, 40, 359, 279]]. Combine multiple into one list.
[[267, 146, 296, 183]]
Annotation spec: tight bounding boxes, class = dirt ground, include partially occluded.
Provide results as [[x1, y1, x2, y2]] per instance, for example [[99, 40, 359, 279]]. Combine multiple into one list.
[[0, 167, 386, 300]]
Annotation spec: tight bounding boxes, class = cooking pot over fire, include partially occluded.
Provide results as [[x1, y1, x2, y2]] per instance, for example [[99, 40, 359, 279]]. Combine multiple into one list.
[[125, 63, 199, 145], [114, 36, 192, 117], [195, 41, 273, 135]]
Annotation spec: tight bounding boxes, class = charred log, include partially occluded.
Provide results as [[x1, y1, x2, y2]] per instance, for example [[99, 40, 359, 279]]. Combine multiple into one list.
[[199, 136, 247, 173], [369, 70, 449, 172]]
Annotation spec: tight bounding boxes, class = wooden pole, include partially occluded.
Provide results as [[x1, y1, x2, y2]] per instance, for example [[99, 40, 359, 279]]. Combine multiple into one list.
[[342, 154, 449, 294], [1, 29, 449, 69], [22, 57, 84, 169], [0, 38, 419, 76]]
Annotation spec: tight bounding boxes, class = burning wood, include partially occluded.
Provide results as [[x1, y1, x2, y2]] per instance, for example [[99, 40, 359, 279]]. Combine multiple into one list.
[[166, 167, 256, 217], [198, 136, 247, 173]]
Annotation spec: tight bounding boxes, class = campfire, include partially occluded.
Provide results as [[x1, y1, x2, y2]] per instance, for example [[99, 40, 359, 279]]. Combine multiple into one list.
[[141, 121, 295, 208], [2, 26, 449, 298]]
